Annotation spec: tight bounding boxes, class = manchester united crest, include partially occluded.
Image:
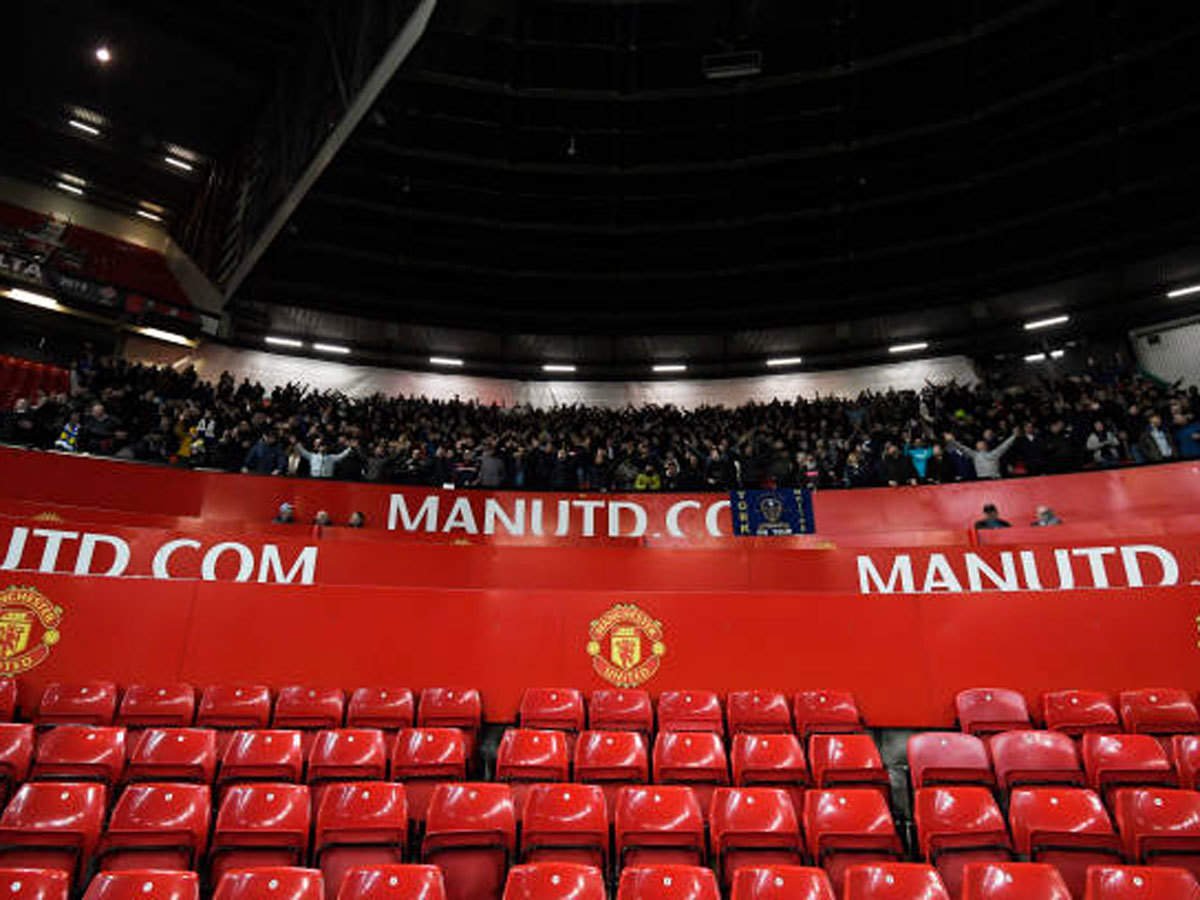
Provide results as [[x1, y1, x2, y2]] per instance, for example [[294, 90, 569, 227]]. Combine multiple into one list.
[[0, 586, 63, 676], [587, 604, 665, 687]]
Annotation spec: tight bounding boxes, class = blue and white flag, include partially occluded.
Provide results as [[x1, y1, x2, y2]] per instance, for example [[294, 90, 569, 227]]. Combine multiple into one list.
[[730, 488, 816, 536]]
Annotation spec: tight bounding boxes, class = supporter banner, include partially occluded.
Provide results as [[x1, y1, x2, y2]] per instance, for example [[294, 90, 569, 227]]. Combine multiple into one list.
[[731, 489, 815, 536]]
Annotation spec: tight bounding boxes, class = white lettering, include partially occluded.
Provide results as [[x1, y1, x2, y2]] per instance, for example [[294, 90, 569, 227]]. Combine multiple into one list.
[[483, 498, 525, 536], [529, 499, 545, 536], [257, 545, 318, 584], [441, 497, 479, 534], [201, 542, 254, 582], [857, 554, 915, 594], [1072, 546, 1116, 589], [964, 551, 1020, 592], [1, 527, 28, 570], [1019, 550, 1043, 591], [74, 533, 130, 577], [571, 500, 605, 537], [1054, 548, 1076, 589], [608, 501, 647, 538], [388, 494, 439, 532], [923, 553, 963, 592], [705, 500, 730, 537], [666, 500, 701, 538], [554, 500, 571, 537], [1120, 544, 1179, 588], [152, 539, 201, 579], [32, 528, 79, 573]]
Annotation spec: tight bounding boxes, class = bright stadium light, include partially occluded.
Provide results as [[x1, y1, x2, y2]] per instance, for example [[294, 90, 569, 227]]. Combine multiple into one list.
[[134, 327, 194, 347], [1024, 314, 1070, 331], [55, 181, 84, 196], [1167, 283, 1200, 299], [542, 364, 576, 373], [888, 342, 928, 354], [265, 336, 303, 348], [430, 356, 464, 367], [68, 119, 100, 136], [652, 364, 687, 373], [95, 45, 113, 64], [766, 357, 803, 367], [1025, 352, 1048, 362], [164, 155, 194, 172], [1050, 349, 1065, 359], [313, 342, 351, 355], [60, 173, 86, 186], [5, 288, 64, 311], [135, 209, 162, 222]]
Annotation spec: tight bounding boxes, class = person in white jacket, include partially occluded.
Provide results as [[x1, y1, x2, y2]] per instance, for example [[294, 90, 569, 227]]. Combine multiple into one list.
[[296, 436, 357, 478], [943, 428, 1019, 479]]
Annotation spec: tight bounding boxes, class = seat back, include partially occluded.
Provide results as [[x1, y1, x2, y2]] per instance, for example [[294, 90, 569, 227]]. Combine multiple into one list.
[[520, 783, 608, 870], [117, 685, 196, 728], [731, 733, 809, 787], [197, 686, 272, 755], [1119, 689, 1200, 735], [914, 787, 1010, 858], [417, 689, 482, 731], [308, 730, 388, 785], [126, 728, 217, 784], [730, 866, 835, 900], [1082, 734, 1174, 796], [335, 865, 445, 900], [802, 789, 902, 862], [615, 785, 706, 869], [0, 724, 35, 802], [0, 782, 107, 885], [210, 783, 311, 884], [710, 788, 803, 888], [1083, 865, 1200, 899], [988, 730, 1083, 790], [842, 863, 950, 899], [955, 689, 1030, 736], [99, 782, 211, 871], [31, 725, 126, 785], [390, 728, 467, 822], [616, 865, 719, 900], [519, 690, 585, 734], [1112, 788, 1200, 864], [83, 871, 199, 900], [36, 682, 118, 726], [422, 783, 516, 900], [574, 730, 648, 783], [656, 691, 723, 735], [213, 868, 324, 900], [0, 868, 70, 899], [793, 692, 862, 739], [588, 690, 653, 735], [907, 733, 992, 789], [1040, 690, 1119, 736], [496, 731, 570, 814], [218, 730, 304, 789], [809, 734, 886, 789], [1008, 786, 1121, 896], [1174, 736, 1200, 790], [346, 689, 414, 732], [316, 782, 408, 900], [727, 692, 792, 735], [502, 863, 605, 900], [959, 862, 1071, 899], [273, 687, 345, 731]]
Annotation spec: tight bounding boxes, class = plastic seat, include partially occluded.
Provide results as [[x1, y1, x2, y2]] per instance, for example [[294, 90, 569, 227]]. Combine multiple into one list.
[[83, 871, 199, 900], [730, 865, 835, 900], [36, 682, 118, 726], [495, 730, 570, 817], [710, 788, 804, 890], [809, 734, 888, 794], [30, 726, 126, 786], [657, 692, 723, 736], [390, 728, 467, 823], [573, 731, 648, 815], [347, 689, 414, 734], [217, 729, 304, 799], [989, 730, 1084, 790], [125, 729, 217, 785], [1120, 690, 1200, 736], [197, 686, 272, 755], [308, 730, 388, 788], [913, 787, 1013, 898], [213, 868, 323, 900], [0, 724, 34, 806], [209, 783, 311, 886], [502, 863, 605, 900], [520, 783, 608, 871], [960, 862, 1071, 899], [1173, 736, 1200, 790], [589, 690, 653, 736], [616, 865, 719, 900], [519, 690, 585, 734], [335, 865, 445, 900], [728, 692, 792, 735], [1008, 787, 1122, 897], [1082, 734, 1175, 801], [0, 868, 70, 899], [615, 785, 706, 869], [1041, 691, 1120, 737], [314, 781, 408, 900], [730, 733, 808, 815], [0, 681, 15, 722], [416, 689, 481, 760], [907, 733, 993, 790], [793, 692, 863, 740], [96, 782, 211, 872], [955, 690, 1031, 736], [652, 732, 729, 820], [274, 688, 345, 754], [422, 783, 516, 900], [0, 782, 107, 888], [803, 789, 903, 891], [842, 863, 950, 899], [1113, 788, 1200, 880], [116, 685, 196, 729], [1084, 865, 1200, 899]]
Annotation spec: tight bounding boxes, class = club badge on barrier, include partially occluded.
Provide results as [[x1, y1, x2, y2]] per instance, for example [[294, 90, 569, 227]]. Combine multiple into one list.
[[0, 585, 63, 675], [587, 603, 666, 688]]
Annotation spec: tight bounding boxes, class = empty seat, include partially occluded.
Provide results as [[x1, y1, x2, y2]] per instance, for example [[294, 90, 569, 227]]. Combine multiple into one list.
[[652, 732, 729, 819], [519, 690, 585, 734], [913, 786, 1013, 898], [520, 783, 608, 871], [1120, 690, 1200, 736], [907, 733, 993, 790], [955, 690, 1031, 736], [502, 863, 605, 900], [1174, 736, 1200, 790], [308, 730, 388, 788], [213, 868, 323, 900], [0, 868, 70, 900], [0, 782, 107, 888], [0, 724, 34, 805], [989, 730, 1084, 791], [346, 689, 414, 734], [793, 692, 863, 740], [217, 730, 304, 798], [727, 692, 792, 735], [36, 682, 118, 726], [0, 681, 15, 722], [657, 691, 723, 736], [1008, 787, 1122, 897], [209, 783, 311, 886], [416, 689, 481, 760], [809, 734, 889, 794], [274, 688, 345, 754], [960, 862, 1071, 899], [390, 728, 467, 823], [616, 865, 719, 900], [31, 726, 125, 786], [336, 865, 445, 900], [589, 690, 653, 735], [422, 783, 516, 900], [842, 863, 950, 900], [314, 781, 407, 900], [495, 730, 569, 817], [125, 729, 217, 784], [1113, 788, 1200, 880], [731, 866, 835, 900], [83, 871, 199, 900], [1084, 865, 1200, 899], [1082, 734, 1175, 800], [803, 789, 903, 891], [710, 787, 804, 890], [197, 686, 272, 754], [573, 731, 649, 815], [615, 786, 706, 869], [96, 782, 211, 872], [730, 733, 808, 814], [116, 684, 196, 729], [1041, 691, 1120, 737]]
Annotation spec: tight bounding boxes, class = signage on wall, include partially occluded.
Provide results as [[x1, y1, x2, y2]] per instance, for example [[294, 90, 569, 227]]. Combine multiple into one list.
[[0, 585, 62, 675]]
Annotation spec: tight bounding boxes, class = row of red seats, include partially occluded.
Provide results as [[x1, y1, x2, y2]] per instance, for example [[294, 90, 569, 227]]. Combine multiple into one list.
[[0, 355, 69, 409]]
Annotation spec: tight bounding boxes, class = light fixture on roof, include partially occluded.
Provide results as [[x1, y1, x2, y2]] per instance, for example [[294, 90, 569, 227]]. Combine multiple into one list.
[[430, 356, 464, 367], [95, 45, 112, 64], [68, 119, 100, 136], [55, 181, 84, 196], [766, 356, 803, 368], [1023, 314, 1070, 331], [133, 326, 194, 347], [5, 288, 64, 311], [542, 364, 576, 373], [59, 173, 86, 186], [888, 342, 928, 354], [1167, 283, 1200, 299], [164, 155, 194, 172], [135, 209, 162, 222], [1024, 352, 1047, 363], [652, 364, 687, 373], [1050, 349, 1065, 359], [313, 342, 351, 355], [265, 336, 304, 349], [702, 50, 763, 80]]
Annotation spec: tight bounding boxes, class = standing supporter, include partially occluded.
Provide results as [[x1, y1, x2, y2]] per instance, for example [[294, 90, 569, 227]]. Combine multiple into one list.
[[1137, 413, 1176, 462], [923, 443, 959, 484], [242, 431, 286, 475], [1085, 420, 1121, 466], [905, 437, 932, 480], [1172, 411, 1200, 459], [879, 442, 919, 486], [944, 428, 1019, 480], [297, 436, 357, 477]]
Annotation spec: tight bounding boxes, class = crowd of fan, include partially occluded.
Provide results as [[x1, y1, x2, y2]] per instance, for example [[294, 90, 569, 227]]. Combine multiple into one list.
[[2, 352, 1198, 492]]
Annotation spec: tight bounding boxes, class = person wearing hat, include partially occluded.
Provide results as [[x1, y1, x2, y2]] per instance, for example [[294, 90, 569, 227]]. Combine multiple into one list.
[[974, 503, 1011, 530], [272, 502, 295, 524]]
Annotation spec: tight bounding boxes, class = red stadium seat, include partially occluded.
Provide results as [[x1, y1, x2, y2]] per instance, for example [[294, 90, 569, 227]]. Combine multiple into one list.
[[960, 862, 1071, 899], [1113, 788, 1200, 880], [0, 681, 15, 722], [913, 787, 1013, 898], [656, 691, 723, 736], [217, 730, 304, 797], [116, 684, 196, 729], [335, 865, 445, 900], [955, 689, 1031, 736], [1119, 690, 1200, 736], [730, 865, 835, 900], [1008, 787, 1122, 897], [842, 863, 950, 900], [793, 692, 863, 740], [308, 730, 388, 788], [314, 782, 408, 900], [589, 690, 653, 736], [0, 724, 34, 805], [209, 783, 311, 886], [808, 734, 888, 794], [495, 730, 570, 817], [274, 688, 345, 753], [1082, 734, 1175, 800], [416, 689, 481, 760], [346, 689, 414, 734], [96, 783, 211, 872], [197, 686, 272, 755], [710, 788, 804, 890], [502, 863, 605, 900], [520, 784, 608, 871], [988, 730, 1084, 791], [727, 692, 792, 735], [730, 733, 808, 814], [615, 786, 706, 869], [422, 783, 516, 900], [907, 733, 993, 790], [30, 726, 125, 786], [1173, 736, 1200, 790], [0, 868, 69, 900], [83, 871, 199, 900], [803, 789, 903, 891], [1041, 691, 1120, 737], [652, 732, 729, 819], [616, 865, 719, 900], [36, 682, 118, 726], [519, 690, 585, 734], [390, 728, 467, 823], [213, 868, 323, 900], [125, 728, 217, 785], [573, 731, 649, 815], [1084, 865, 1200, 899], [0, 782, 107, 888]]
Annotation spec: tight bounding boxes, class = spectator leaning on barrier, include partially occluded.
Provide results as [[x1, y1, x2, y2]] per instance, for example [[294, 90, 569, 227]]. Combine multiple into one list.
[[272, 503, 295, 524], [974, 503, 1012, 530], [1032, 505, 1063, 526]]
